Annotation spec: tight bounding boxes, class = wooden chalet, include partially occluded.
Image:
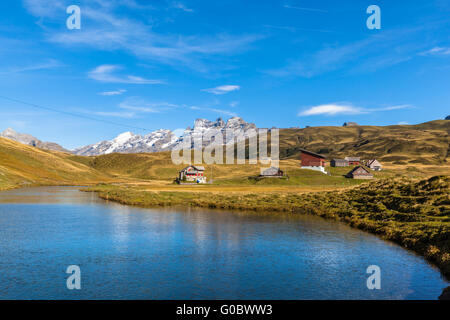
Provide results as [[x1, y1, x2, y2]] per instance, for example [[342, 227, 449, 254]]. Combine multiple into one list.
[[331, 159, 349, 167], [345, 156, 361, 165], [366, 159, 382, 171], [345, 166, 373, 179], [178, 165, 206, 183]]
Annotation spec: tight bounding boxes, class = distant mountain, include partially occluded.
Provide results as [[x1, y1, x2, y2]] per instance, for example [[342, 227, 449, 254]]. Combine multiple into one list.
[[0, 128, 69, 153], [343, 122, 359, 127], [74, 117, 257, 156], [73, 129, 178, 156], [445, 115, 450, 120]]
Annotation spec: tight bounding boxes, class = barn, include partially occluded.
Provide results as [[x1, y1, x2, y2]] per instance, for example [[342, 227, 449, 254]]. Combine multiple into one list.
[[299, 149, 327, 174], [345, 166, 373, 179]]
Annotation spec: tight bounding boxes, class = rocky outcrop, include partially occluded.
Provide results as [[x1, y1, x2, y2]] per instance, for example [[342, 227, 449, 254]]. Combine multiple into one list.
[[0, 128, 69, 153]]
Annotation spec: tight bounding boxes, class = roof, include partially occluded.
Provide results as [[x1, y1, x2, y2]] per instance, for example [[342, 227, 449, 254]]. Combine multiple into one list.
[[367, 159, 382, 167], [346, 166, 372, 176], [261, 167, 283, 175], [345, 156, 360, 161], [332, 159, 348, 162], [299, 148, 326, 159], [181, 165, 205, 172]]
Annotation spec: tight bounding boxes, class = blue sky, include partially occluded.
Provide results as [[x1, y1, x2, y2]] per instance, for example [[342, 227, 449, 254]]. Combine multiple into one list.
[[0, 0, 449, 149]]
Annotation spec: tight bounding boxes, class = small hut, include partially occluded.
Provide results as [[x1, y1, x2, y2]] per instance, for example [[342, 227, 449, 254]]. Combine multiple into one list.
[[260, 167, 284, 178], [366, 159, 382, 171], [345, 156, 361, 166], [331, 159, 349, 167], [345, 166, 373, 179]]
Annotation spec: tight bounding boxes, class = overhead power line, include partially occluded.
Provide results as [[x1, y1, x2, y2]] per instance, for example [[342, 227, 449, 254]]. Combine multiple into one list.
[[0, 94, 154, 132]]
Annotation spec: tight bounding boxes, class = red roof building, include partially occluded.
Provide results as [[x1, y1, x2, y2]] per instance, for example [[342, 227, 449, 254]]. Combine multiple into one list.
[[300, 149, 326, 167]]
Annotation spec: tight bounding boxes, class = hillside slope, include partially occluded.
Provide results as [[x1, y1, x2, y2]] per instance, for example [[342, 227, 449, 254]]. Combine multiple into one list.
[[0, 137, 111, 190], [279, 120, 450, 164]]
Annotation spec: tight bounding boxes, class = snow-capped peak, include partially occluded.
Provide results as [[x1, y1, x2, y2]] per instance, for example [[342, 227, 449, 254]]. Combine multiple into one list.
[[74, 117, 257, 156]]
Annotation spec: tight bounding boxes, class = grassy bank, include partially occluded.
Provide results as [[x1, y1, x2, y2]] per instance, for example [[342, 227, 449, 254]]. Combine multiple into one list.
[[85, 175, 450, 280]]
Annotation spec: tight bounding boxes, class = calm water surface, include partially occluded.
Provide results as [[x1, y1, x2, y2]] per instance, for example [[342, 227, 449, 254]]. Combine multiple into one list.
[[0, 186, 447, 299]]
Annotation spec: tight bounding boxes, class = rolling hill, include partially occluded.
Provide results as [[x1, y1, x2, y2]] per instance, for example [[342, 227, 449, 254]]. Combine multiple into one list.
[[279, 120, 450, 165], [0, 120, 448, 190], [0, 137, 111, 190]]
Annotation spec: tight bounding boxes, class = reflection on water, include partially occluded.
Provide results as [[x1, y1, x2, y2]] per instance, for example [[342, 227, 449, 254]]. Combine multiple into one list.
[[0, 187, 447, 299]]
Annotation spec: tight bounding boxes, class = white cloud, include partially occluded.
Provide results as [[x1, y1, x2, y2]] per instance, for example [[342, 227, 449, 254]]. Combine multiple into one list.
[[202, 85, 240, 95], [171, 2, 194, 12], [397, 121, 409, 125], [23, 0, 262, 73], [267, 25, 435, 78], [421, 47, 450, 56], [99, 89, 127, 96], [6, 59, 64, 73], [299, 104, 362, 116], [189, 105, 237, 117], [298, 103, 414, 116], [283, 5, 328, 13], [88, 65, 164, 84], [119, 97, 177, 113], [93, 111, 135, 118]]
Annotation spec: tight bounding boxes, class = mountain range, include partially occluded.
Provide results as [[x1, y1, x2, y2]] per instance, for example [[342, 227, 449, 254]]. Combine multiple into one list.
[[73, 117, 257, 156], [1, 117, 449, 165]]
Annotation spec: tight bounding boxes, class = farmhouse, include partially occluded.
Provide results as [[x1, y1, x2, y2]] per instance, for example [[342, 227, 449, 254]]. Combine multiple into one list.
[[345, 166, 373, 179], [345, 156, 361, 165], [299, 148, 327, 174], [331, 159, 349, 167], [260, 167, 284, 177], [366, 159, 382, 171], [178, 165, 206, 183]]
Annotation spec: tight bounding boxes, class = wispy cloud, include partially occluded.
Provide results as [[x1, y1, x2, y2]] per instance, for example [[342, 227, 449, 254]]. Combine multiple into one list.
[[267, 26, 437, 78], [171, 1, 194, 12], [93, 111, 135, 118], [119, 97, 178, 113], [6, 59, 64, 73], [23, 0, 262, 73], [99, 89, 127, 96], [263, 24, 333, 33], [298, 103, 413, 116], [202, 85, 240, 95], [88, 65, 164, 84], [190, 106, 237, 117], [421, 46, 450, 56], [283, 4, 328, 13]]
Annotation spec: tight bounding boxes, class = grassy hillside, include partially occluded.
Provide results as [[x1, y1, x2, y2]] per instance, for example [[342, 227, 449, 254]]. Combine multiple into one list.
[[1, 120, 449, 190], [279, 120, 450, 165], [0, 137, 112, 190]]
